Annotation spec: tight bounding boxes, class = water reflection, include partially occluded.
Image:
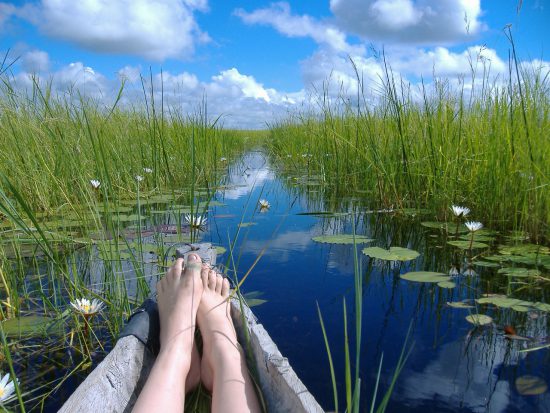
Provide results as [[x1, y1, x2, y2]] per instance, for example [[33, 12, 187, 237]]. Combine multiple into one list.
[[208, 151, 549, 413]]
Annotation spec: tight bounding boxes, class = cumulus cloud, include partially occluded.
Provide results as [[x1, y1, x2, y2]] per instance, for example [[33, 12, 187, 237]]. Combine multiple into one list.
[[390, 45, 507, 78], [19, 0, 209, 61], [20, 49, 50, 73], [8, 55, 301, 129], [234, 2, 364, 55], [330, 0, 485, 44]]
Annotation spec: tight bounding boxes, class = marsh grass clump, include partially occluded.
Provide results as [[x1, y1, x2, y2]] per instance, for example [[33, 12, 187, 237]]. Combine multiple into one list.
[[266, 62, 550, 242]]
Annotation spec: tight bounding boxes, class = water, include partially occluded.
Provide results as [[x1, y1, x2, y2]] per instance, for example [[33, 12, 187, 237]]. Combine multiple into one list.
[[7, 151, 550, 412], [203, 151, 550, 412]]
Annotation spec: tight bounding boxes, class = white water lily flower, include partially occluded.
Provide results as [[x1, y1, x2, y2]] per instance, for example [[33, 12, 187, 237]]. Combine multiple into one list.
[[0, 372, 16, 402], [258, 199, 270, 209], [185, 214, 207, 228], [143, 167, 153, 173], [220, 157, 227, 162], [90, 179, 101, 189], [135, 175, 144, 182], [451, 205, 470, 217], [465, 221, 483, 232], [70, 298, 105, 316]]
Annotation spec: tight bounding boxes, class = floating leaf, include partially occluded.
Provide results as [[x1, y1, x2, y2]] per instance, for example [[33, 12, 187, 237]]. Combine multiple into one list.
[[465, 314, 493, 326], [400, 271, 449, 283], [511, 305, 530, 312], [447, 301, 474, 309], [363, 247, 420, 261], [497, 267, 541, 278], [312, 234, 374, 244], [297, 211, 350, 217], [447, 240, 489, 249], [238, 222, 257, 228], [215, 246, 227, 255], [534, 302, 550, 312], [473, 260, 500, 268], [505, 231, 530, 241], [459, 234, 495, 242], [476, 295, 528, 308], [115, 214, 147, 222], [2, 315, 62, 337], [437, 281, 456, 289], [499, 244, 550, 256], [515, 375, 548, 395], [420, 221, 452, 230]]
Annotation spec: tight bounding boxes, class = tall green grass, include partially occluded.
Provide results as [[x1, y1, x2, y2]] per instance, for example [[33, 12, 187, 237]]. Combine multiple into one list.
[[266, 61, 549, 241]]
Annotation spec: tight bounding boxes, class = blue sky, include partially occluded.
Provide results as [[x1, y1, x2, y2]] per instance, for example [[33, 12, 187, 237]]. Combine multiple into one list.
[[0, 1, 548, 127]]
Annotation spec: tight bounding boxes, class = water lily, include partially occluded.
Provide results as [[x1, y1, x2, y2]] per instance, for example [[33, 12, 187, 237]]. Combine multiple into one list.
[[465, 221, 483, 232], [0, 372, 16, 402], [451, 205, 470, 217], [143, 167, 153, 173], [258, 199, 270, 209], [70, 298, 105, 316], [135, 175, 144, 182], [90, 179, 101, 189], [220, 157, 227, 162], [185, 214, 207, 228], [465, 221, 483, 251]]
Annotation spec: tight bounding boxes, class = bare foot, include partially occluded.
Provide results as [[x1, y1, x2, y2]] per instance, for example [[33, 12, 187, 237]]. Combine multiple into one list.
[[157, 253, 203, 374], [197, 267, 261, 413], [133, 254, 204, 412]]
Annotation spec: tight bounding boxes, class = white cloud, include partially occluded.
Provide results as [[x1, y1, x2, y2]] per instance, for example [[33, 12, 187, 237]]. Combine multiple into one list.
[[19, 0, 209, 61], [234, 2, 364, 55], [0, 2, 16, 30], [330, 0, 485, 44], [8, 56, 301, 129], [210, 68, 272, 102], [20, 49, 50, 73], [390, 45, 507, 78]]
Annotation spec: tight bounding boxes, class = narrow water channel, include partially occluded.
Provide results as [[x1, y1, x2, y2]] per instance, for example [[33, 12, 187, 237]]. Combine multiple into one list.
[[203, 151, 549, 412]]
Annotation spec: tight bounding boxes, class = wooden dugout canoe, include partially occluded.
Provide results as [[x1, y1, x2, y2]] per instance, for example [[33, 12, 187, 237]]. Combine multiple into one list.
[[59, 243, 324, 413]]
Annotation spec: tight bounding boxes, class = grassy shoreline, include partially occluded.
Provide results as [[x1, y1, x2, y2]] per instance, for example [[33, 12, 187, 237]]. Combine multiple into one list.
[[266, 65, 549, 242]]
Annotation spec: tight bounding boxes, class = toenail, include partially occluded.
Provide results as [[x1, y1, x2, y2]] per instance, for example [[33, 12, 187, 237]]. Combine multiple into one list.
[[188, 253, 199, 261]]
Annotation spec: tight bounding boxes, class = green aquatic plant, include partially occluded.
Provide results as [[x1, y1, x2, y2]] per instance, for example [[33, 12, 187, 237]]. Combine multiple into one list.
[[362, 246, 419, 261]]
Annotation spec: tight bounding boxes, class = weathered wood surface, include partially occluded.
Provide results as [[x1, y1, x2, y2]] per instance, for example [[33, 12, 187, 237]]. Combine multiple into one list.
[[60, 242, 324, 413]]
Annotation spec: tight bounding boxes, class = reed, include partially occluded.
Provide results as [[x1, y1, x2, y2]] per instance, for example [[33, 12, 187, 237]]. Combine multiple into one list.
[[266, 60, 550, 241]]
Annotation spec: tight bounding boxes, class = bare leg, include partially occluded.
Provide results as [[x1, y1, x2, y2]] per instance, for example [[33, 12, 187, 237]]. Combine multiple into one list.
[[132, 254, 203, 413], [197, 267, 261, 413]]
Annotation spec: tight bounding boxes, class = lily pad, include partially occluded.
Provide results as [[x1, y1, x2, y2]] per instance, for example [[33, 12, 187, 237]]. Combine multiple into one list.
[[497, 267, 541, 278], [238, 222, 257, 228], [447, 240, 489, 249], [297, 211, 350, 217], [499, 244, 550, 256], [477, 296, 529, 308], [400, 271, 449, 283], [465, 314, 493, 326], [420, 221, 452, 230], [363, 247, 420, 261], [473, 260, 500, 268], [437, 281, 457, 289], [447, 301, 474, 309], [515, 375, 548, 395], [2, 315, 62, 337], [312, 234, 374, 244], [215, 246, 227, 255]]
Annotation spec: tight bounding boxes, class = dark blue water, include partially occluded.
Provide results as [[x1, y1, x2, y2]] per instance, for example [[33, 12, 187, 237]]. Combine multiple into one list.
[[200, 151, 550, 413]]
